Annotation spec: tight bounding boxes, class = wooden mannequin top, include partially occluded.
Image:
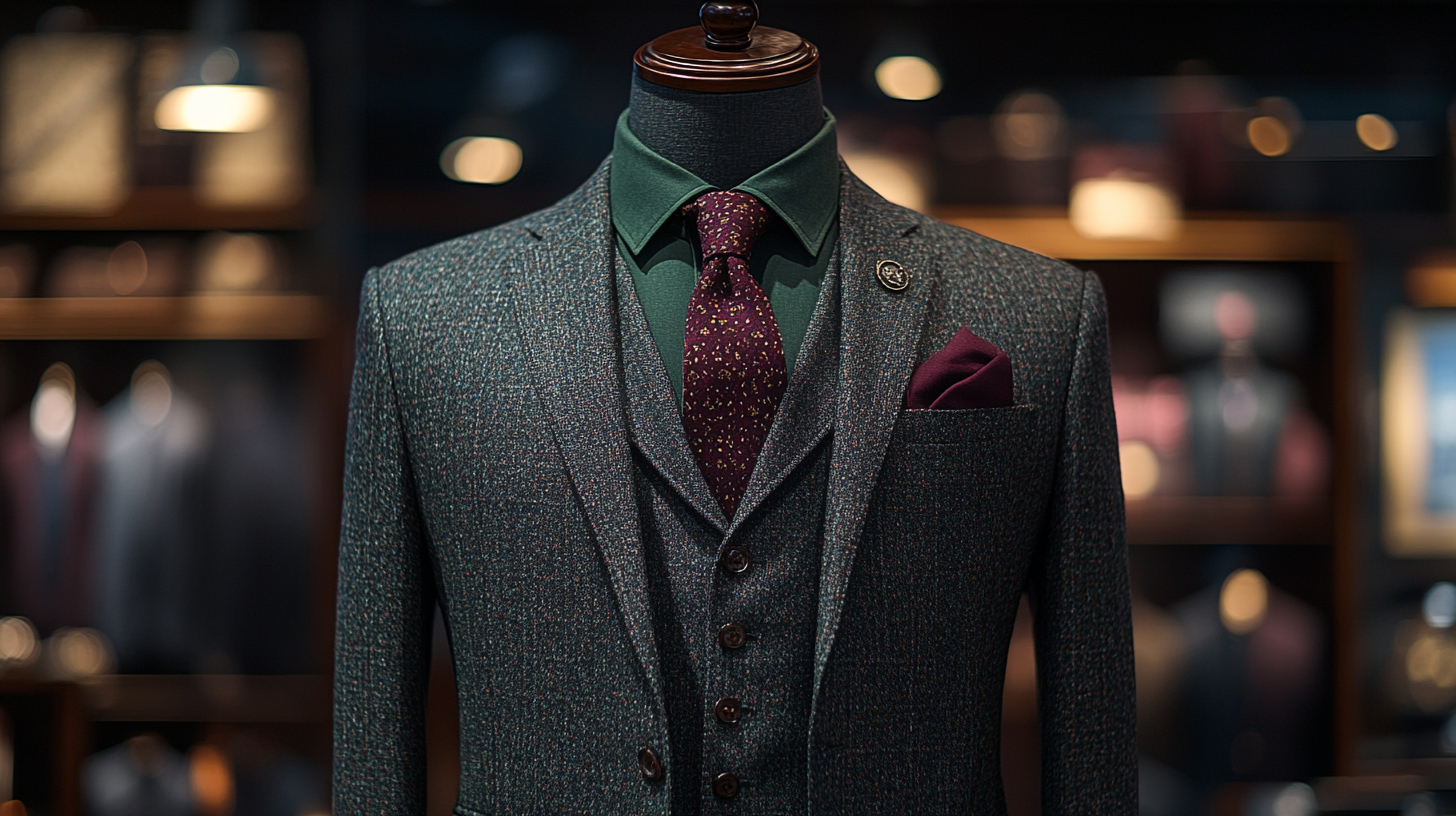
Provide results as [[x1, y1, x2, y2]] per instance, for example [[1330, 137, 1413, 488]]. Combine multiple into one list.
[[634, 1, 820, 93]]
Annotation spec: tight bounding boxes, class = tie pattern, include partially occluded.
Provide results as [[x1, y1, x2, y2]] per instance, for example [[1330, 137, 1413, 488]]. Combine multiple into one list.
[[681, 191, 787, 518]]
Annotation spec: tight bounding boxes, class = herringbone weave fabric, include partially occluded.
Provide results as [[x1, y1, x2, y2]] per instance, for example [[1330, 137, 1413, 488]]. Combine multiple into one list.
[[681, 191, 786, 517]]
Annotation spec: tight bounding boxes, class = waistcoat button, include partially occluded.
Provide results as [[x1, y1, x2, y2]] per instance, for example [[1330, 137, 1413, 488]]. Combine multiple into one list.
[[638, 747, 664, 782], [719, 545, 751, 575], [713, 771, 740, 798], [714, 696, 742, 724], [717, 621, 747, 650]]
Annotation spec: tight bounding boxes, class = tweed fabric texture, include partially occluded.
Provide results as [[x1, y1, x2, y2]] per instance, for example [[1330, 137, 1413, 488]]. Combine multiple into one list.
[[681, 191, 786, 517], [618, 220, 842, 814], [334, 157, 1134, 815]]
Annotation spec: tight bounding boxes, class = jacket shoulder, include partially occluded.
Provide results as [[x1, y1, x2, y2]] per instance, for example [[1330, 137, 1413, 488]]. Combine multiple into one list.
[[365, 162, 608, 308], [909, 213, 1092, 330]]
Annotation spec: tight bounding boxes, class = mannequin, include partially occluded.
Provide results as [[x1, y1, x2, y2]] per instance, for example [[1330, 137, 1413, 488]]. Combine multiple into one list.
[[627, 74, 824, 189], [627, 0, 825, 188], [333, 3, 1134, 813]]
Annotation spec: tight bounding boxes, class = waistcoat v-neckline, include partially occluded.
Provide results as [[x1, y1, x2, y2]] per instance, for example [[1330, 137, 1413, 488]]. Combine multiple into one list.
[[615, 237, 842, 532]]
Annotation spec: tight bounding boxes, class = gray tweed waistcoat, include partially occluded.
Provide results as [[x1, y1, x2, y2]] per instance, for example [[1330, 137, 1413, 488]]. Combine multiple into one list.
[[616, 236, 842, 814], [333, 159, 1137, 816]]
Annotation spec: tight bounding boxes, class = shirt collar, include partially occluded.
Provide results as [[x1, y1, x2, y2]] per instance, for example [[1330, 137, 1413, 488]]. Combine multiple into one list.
[[609, 108, 840, 256]]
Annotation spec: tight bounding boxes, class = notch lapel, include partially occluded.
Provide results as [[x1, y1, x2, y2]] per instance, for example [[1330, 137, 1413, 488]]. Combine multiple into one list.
[[810, 167, 935, 715], [512, 162, 666, 720], [729, 243, 841, 530]]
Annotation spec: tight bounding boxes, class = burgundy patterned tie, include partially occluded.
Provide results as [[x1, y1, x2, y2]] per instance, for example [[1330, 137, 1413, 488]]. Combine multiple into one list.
[[681, 190, 787, 518]]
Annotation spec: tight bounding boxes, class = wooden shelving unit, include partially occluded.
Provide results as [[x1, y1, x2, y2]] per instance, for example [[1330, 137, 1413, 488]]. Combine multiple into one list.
[[1126, 496, 1332, 546], [0, 294, 330, 341], [0, 188, 313, 232], [79, 674, 329, 723], [936, 208, 1353, 263]]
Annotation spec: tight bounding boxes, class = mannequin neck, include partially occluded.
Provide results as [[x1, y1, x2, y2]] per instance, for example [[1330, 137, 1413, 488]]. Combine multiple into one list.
[[627, 74, 825, 189]]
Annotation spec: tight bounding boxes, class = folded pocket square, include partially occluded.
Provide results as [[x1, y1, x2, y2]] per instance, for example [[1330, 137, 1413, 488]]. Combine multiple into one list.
[[906, 328, 1014, 410]]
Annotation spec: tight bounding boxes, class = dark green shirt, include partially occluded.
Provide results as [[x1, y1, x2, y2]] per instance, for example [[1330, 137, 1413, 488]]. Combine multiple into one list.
[[610, 109, 841, 403]]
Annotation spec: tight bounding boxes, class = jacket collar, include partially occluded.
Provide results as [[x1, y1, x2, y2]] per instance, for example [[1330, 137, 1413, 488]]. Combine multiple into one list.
[[609, 109, 840, 256]]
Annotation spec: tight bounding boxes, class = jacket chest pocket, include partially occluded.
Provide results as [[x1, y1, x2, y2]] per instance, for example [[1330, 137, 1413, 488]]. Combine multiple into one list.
[[869, 405, 1050, 557]]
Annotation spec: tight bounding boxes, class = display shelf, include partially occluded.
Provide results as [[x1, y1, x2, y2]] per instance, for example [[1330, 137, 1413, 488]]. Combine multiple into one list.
[[935, 208, 1351, 263], [1126, 496, 1332, 546], [0, 294, 330, 340], [78, 674, 329, 723], [0, 188, 314, 231]]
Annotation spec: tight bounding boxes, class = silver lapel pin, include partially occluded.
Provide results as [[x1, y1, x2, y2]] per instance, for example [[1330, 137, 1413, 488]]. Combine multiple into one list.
[[876, 259, 910, 292]]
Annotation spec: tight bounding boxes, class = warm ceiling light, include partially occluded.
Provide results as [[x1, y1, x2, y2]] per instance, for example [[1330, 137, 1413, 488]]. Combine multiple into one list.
[[1247, 115, 1292, 157], [1069, 177, 1181, 241], [155, 84, 276, 133], [875, 56, 941, 101], [441, 136, 523, 184], [1356, 113, 1398, 151], [1220, 569, 1270, 635]]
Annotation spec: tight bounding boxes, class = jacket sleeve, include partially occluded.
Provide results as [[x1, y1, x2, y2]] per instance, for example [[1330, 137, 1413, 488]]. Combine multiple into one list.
[[334, 268, 435, 815], [1028, 270, 1137, 815]]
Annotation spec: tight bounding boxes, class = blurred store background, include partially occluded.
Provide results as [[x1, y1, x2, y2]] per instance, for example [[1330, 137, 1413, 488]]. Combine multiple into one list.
[[0, 1, 1453, 815]]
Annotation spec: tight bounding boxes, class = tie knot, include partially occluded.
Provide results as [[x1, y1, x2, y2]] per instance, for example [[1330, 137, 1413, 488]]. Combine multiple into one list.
[[683, 191, 771, 261]]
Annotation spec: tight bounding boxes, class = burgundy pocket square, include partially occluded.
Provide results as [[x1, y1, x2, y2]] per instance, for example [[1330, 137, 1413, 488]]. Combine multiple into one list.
[[906, 328, 1014, 410]]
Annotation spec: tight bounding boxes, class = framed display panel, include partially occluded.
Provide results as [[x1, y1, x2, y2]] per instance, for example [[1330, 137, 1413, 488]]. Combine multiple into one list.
[[1383, 310, 1456, 556]]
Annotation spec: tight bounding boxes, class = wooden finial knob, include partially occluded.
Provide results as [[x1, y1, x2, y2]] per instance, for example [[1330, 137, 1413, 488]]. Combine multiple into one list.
[[701, 2, 757, 51], [634, 2, 818, 93]]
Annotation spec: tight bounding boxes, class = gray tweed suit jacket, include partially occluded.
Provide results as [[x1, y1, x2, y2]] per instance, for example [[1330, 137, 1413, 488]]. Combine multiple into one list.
[[334, 160, 1136, 815]]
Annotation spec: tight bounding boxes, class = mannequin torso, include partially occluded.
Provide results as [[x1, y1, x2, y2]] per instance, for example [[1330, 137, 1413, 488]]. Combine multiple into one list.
[[627, 74, 824, 189]]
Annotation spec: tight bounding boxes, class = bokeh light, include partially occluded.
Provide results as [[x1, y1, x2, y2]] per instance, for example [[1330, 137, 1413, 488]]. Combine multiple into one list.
[[1220, 569, 1270, 635], [155, 85, 276, 133], [441, 136, 523, 184], [1069, 178, 1181, 241], [1119, 440, 1161, 499], [1356, 113, 1398, 151], [1247, 116, 1292, 157], [874, 56, 941, 101], [30, 363, 76, 453], [0, 618, 38, 666], [1425, 583, 1456, 629], [48, 627, 114, 678], [189, 743, 235, 816]]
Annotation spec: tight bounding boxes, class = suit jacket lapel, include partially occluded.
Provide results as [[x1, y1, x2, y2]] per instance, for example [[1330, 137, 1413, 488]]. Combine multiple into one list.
[[512, 161, 666, 719], [730, 242, 841, 529], [811, 167, 935, 714]]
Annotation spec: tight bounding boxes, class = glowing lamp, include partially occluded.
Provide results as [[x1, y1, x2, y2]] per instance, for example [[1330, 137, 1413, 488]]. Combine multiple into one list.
[[155, 28, 276, 134], [156, 82, 275, 133]]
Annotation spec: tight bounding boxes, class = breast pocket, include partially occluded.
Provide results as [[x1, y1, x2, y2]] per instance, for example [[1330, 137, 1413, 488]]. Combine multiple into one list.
[[891, 404, 1040, 446], [871, 404, 1051, 556]]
